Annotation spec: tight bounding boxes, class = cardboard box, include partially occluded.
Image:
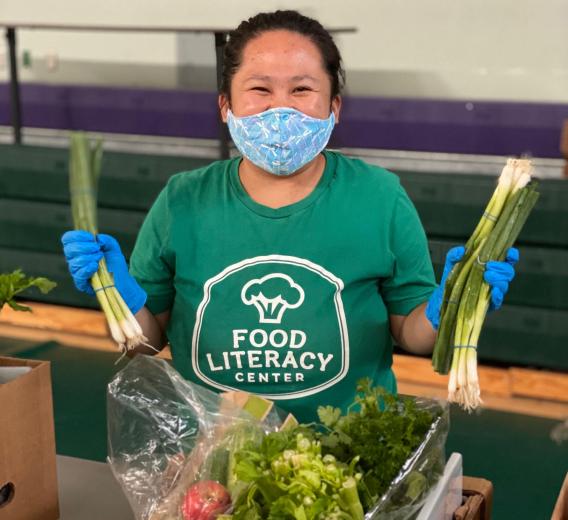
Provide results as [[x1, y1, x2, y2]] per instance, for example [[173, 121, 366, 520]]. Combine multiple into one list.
[[0, 357, 59, 520], [453, 476, 493, 520]]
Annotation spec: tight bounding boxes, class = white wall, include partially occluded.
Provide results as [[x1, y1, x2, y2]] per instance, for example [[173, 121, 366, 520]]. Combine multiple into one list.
[[1, 0, 567, 102]]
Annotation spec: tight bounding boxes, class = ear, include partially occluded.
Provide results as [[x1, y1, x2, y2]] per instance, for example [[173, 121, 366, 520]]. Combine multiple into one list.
[[219, 94, 230, 123], [331, 95, 342, 124]]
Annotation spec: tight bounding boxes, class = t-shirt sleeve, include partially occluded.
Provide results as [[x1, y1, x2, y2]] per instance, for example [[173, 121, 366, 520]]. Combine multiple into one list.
[[129, 187, 175, 315], [380, 184, 436, 316]]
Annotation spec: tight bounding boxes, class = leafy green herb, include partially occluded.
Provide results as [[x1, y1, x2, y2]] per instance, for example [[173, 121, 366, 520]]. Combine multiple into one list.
[[224, 381, 443, 518], [317, 378, 437, 510], [0, 270, 56, 312], [231, 428, 364, 520]]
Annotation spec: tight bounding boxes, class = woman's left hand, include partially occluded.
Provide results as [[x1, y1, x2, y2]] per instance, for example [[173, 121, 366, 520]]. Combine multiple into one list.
[[426, 246, 519, 330], [484, 247, 519, 311]]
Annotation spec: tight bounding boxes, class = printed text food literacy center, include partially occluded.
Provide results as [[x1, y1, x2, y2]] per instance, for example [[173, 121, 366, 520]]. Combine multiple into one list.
[[205, 328, 334, 383], [192, 256, 350, 394]]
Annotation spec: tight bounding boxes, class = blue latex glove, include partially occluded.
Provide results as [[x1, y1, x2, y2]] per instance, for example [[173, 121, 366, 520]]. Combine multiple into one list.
[[485, 248, 519, 311], [61, 230, 147, 313], [426, 246, 519, 329], [426, 246, 465, 330]]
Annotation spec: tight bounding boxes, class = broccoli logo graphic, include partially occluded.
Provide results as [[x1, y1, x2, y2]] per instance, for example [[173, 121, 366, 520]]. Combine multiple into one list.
[[241, 273, 305, 324]]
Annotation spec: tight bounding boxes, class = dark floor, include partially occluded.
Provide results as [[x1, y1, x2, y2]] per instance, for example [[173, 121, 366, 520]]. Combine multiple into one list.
[[1, 337, 566, 519]]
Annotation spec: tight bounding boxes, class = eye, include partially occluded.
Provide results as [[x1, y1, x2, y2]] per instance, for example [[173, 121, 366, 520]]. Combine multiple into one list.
[[251, 86, 269, 93], [293, 86, 312, 93]]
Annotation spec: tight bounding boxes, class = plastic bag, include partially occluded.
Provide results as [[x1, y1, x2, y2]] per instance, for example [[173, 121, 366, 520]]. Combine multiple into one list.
[[365, 397, 449, 519], [107, 355, 283, 520], [108, 356, 449, 520]]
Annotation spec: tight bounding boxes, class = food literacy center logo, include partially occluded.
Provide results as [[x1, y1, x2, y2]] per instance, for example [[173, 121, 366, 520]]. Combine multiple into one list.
[[192, 255, 350, 399]]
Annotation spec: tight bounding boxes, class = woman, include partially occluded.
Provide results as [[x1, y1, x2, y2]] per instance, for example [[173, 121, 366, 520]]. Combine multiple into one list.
[[62, 10, 517, 422]]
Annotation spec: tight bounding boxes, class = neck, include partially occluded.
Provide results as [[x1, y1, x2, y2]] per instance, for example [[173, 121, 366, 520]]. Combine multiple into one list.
[[238, 154, 326, 209]]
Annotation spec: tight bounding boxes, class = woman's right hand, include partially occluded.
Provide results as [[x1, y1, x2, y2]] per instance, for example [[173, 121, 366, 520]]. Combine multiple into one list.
[[61, 230, 147, 313], [61, 230, 103, 295]]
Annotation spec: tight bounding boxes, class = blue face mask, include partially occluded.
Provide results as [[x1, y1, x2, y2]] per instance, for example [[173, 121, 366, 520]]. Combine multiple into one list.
[[226, 107, 336, 176]]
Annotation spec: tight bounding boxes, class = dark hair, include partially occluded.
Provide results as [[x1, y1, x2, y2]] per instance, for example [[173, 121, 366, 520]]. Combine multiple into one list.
[[221, 10, 345, 100]]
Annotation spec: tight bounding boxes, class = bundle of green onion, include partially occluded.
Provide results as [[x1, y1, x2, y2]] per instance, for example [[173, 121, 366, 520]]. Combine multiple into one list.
[[432, 158, 539, 411], [69, 132, 152, 354]]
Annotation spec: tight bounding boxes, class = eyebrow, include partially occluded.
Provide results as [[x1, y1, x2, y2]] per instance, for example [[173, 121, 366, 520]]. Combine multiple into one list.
[[291, 74, 319, 82], [243, 74, 319, 83], [245, 75, 272, 81]]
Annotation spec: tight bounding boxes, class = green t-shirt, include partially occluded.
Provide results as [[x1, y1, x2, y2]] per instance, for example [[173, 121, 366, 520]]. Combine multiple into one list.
[[130, 151, 435, 423]]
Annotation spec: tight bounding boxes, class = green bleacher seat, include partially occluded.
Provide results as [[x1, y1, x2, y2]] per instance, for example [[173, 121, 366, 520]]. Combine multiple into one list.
[[0, 143, 211, 209], [0, 198, 145, 254], [429, 239, 568, 311], [398, 170, 568, 248], [481, 304, 568, 369]]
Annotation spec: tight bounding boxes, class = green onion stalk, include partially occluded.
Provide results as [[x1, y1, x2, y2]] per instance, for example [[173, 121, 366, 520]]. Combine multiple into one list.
[[69, 132, 155, 355], [432, 159, 539, 411]]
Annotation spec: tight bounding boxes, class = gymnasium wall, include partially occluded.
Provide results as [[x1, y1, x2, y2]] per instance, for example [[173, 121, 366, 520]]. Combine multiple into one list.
[[1, 0, 567, 102]]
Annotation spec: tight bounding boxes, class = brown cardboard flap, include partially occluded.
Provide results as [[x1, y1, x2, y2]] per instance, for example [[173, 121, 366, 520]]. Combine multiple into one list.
[[454, 476, 493, 520], [454, 495, 485, 520], [0, 356, 59, 520]]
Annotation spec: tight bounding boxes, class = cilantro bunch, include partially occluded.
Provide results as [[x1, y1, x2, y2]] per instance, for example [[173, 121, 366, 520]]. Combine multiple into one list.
[[317, 379, 437, 511], [0, 269, 56, 312]]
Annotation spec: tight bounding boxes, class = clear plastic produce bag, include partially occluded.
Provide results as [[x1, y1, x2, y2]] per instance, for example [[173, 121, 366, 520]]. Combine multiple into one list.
[[107, 355, 283, 520], [365, 397, 449, 519], [108, 356, 449, 520]]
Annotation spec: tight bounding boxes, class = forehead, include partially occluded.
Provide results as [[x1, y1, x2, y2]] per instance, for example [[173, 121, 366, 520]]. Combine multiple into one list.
[[237, 30, 326, 78]]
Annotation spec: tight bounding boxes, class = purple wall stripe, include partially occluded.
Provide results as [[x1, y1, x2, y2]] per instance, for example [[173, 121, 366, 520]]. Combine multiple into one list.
[[1, 83, 567, 158]]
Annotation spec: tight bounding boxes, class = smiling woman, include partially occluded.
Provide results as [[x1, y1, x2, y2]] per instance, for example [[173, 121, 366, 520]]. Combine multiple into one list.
[[60, 9, 520, 424], [218, 14, 344, 207]]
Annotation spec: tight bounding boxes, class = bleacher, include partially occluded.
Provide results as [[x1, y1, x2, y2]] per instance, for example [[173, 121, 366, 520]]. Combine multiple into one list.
[[1, 142, 566, 372]]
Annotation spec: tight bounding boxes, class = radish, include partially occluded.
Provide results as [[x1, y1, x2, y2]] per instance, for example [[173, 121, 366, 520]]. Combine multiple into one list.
[[181, 480, 231, 520]]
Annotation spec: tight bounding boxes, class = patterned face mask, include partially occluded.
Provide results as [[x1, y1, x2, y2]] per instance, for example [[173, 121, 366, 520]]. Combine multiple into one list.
[[227, 107, 336, 176]]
